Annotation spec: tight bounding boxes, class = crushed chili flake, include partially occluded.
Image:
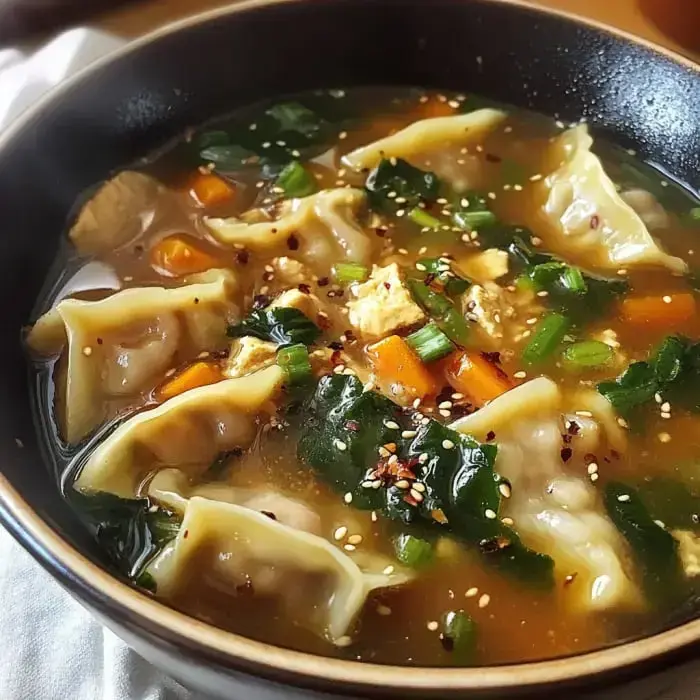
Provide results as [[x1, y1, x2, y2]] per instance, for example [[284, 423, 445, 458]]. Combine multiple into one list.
[[252, 294, 271, 309], [317, 276, 330, 287], [236, 249, 250, 265], [183, 529, 189, 539], [562, 434, 572, 444], [286, 234, 299, 250], [424, 273, 437, 287], [328, 341, 344, 351], [485, 152, 502, 163], [261, 510, 277, 521], [374, 228, 387, 238], [298, 283, 311, 294], [345, 420, 360, 432], [133, 244, 144, 256], [384, 282, 392, 291], [560, 447, 573, 462], [567, 420, 581, 435], [479, 536, 511, 553], [316, 314, 332, 330], [583, 453, 597, 464], [590, 214, 600, 229], [486, 430, 496, 442], [482, 351, 502, 365], [330, 349, 344, 365], [96, 337, 103, 345], [262, 271, 274, 282]]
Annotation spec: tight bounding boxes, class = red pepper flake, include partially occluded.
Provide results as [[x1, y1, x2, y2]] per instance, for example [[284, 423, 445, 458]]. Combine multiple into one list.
[[560, 447, 573, 462], [330, 349, 344, 365], [252, 294, 271, 309], [345, 420, 360, 432], [236, 249, 250, 265], [96, 337, 103, 345], [286, 234, 299, 250], [328, 341, 344, 351], [482, 351, 502, 365], [375, 228, 387, 238], [562, 434, 572, 444], [590, 214, 600, 229], [262, 271, 274, 282], [193, 297, 200, 305], [316, 314, 332, 330], [133, 244, 144, 256], [384, 282, 392, 291], [486, 430, 496, 442], [298, 283, 311, 294], [485, 153, 502, 163], [317, 276, 330, 287], [567, 421, 581, 436], [404, 494, 419, 507], [183, 529, 189, 539], [564, 572, 578, 586], [260, 510, 277, 520], [583, 453, 597, 465]]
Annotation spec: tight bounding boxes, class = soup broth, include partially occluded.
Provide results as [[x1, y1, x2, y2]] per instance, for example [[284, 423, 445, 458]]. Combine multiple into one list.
[[26, 87, 700, 666]]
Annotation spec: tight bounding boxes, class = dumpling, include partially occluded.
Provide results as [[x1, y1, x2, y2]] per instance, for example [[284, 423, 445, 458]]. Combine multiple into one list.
[[74, 365, 285, 497], [26, 269, 238, 443], [536, 126, 686, 273], [69, 171, 166, 255], [451, 378, 643, 612], [147, 497, 411, 644], [206, 189, 375, 272], [342, 108, 507, 190]]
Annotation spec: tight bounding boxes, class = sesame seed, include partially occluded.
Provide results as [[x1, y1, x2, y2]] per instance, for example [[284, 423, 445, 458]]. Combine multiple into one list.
[[339, 131, 348, 140], [371, 479, 382, 489], [660, 402, 671, 412], [413, 397, 422, 408], [413, 482, 426, 493], [344, 543, 356, 552], [576, 410, 593, 418], [498, 482, 512, 498], [654, 520, 666, 529], [529, 173, 543, 181], [590, 473, 599, 482], [371, 511, 378, 522], [452, 393, 464, 400], [501, 517, 514, 525], [617, 494, 631, 502], [335, 635, 353, 647], [478, 594, 491, 608], [487, 192, 497, 200], [661, 412, 671, 419], [484, 508, 497, 520], [384, 420, 400, 430], [409, 488, 424, 502], [395, 479, 411, 490], [427, 621, 439, 632], [344, 492, 353, 504], [439, 409, 452, 418], [401, 430, 417, 439], [377, 604, 392, 616], [465, 587, 479, 598], [513, 371, 527, 379], [438, 401, 453, 410], [383, 565, 395, 575], [587, 463, 598, 475], [617, 417, 629, 429], [530, 236, 542, 247], [415, 263, 427, 271], [442, 439, 455, 450], [82, 346, 93, 356], [418, 453, 429, 464], [334, 526, 348, 541], [347, 534, 363, 545], [396, 209, 406, 217], [334, 439, 348, 451], [378, 446, 391, 458], [361, 480, 374, 489], [658, 432, 672, 443], [663, 295, 672, 304]]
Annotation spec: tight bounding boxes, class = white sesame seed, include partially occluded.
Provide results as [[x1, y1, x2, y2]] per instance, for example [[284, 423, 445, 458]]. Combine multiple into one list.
[[478, 594, 491, 609], [413, 397, 422, 408], [378, 446, 391, 458], [395, 479, 411, 490], [371, 480, 382, 489], [654, 520, 666, 529], [383, 565, 395, 575], [617, 417, 629, 429], [587, 463, 598, 475], [334, 526, 348, 541], [663, 295, 672, 304], [465, 587, 479, 598], [344, 544, 356, 552], [590, 473, 599, 482], [377, 604, 392, 616], [418, 453, 429, 463], [439, 409, 452, 418], [576, 410, 594, 418], [660, 402, 671, 412], [452, 393, 464, 400], [387, 455, 398, 465], [415, 263, 427, 271], [334, 439, 348, 451], [427, 621, 439, 632], [343, 492, 353, 504], [658, 432, 672, 443], [617, 494, 631, 502], [335, 635, 353, 647], [530, 236, 542, 247], [82, 346, 93, 357], [413, 482, 426, 493], [442, 439, 455, 450], [498, 482, 512, 498], [347, 534, 363, 545], [371, 511, 378, 522], [513, 371, 527, 379], [410, 489, 424, 502], [661, 412, 671, 419], [529, 173, 543, 181], [361, 480, 374, 489], [384, 420, 400, 430], [484, 508, 497, 520], [401, 430, 417, 439], [501, 517, 514, 525], [438, 401, 453, 409], [339, 131, 348, 140]]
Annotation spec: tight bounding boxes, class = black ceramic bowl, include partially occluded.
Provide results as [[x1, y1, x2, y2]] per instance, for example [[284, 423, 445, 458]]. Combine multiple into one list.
[[1, 1, 700, 698]]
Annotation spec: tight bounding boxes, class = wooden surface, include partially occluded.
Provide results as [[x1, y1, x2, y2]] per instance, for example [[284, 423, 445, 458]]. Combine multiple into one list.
[[95, 0, 699, 59]]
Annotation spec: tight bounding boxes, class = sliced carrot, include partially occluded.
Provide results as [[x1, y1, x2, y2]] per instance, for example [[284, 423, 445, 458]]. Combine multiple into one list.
[[188, 172, 235, 207], [150, 234, 219, 276], [157, 362, 223, 401], [367, 335, 438, 401], [619, 293, 696, 329], [444, 350, 512, 407]]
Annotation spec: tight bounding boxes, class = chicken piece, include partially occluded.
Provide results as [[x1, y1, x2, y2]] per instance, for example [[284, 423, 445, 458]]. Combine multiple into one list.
[[459, 248, 509, 283], [673, 530, 700, 578], [271, 257, 311, 287], [225, 337, 277, 378], [346, 263, 425, 340]]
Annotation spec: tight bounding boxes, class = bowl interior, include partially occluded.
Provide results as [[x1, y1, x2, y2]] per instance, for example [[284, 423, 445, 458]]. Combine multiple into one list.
[[0, 0, 699, 694]]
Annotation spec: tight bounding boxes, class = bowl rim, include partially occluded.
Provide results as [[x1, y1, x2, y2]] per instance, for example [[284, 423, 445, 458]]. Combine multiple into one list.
[[2, 0, 700, 693]]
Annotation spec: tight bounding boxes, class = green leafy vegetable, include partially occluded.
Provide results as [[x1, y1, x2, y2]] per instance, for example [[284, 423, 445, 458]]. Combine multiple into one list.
[[452, 193, 498, 232], [442, 610, 478, 662], [275, 161, 317, 198], [297, 375, 554, 586], [522, 312, 571, 365], [227, 307, 321, 347], [562, 340, 614, 370], [407, 278, 470, 347], [334, 262, 369, 284], [635, 477, 700, 532], [406, 322, 455, 363], [277, 343, 313, 385], [415, 257, 471, 296], [394, 534, 434, 569], [408, 207, 442, 229], [365, 158, 439, 213], [199, 144, 258, 170], [266, 101, 324, 137], [604, 481, 683, 604]]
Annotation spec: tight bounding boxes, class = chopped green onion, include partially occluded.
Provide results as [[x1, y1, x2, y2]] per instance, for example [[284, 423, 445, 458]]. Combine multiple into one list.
[[406, 322, 455, 363], [277, 343, 313, 384], [442, 610, 478, 662], [561, 265, 587, 293], [562, 340, 614, 369], [416, 257, 470, 296], [135, 570, 157, 593], [453, 210, 497, 231], [522, 312, 571, 365], [275, 161, 317, 198], [394, 534, 434, 569], [689, 207, 700, 222], [407, 279, 470, 347], [409, 207, 442, 229], [334, 262, 369, 284]]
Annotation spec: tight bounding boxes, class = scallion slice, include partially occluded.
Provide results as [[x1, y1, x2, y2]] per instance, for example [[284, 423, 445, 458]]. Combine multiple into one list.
[[689, 207, 700, 222], [407, 279, 470, 347], [416, 257, 471, 296], [522, 312, 571, 365], [409, 207, 442, 229], [394, 534, 434, 569], [406, 322, 455, 363], [561, 265, 587, 293], [277, 343, 313, 384], [334, 262, 369, 284], [442, 610, 478, 662], [453, 209, 497, 231], [562, 340, 614, 369], [275, 161, 317, 198]]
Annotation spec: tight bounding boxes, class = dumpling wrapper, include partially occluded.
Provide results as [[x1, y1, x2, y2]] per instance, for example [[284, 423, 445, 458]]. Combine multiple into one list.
[[147, 497, 411, 644], [69, 171, 165, 255], [27, 269, 238, 444], [538, 125, 686, 273], [342, 108, 507, 190], [206, 188, 375, 272], [451, 378, 642, 612], [74, 365, 284, 497]]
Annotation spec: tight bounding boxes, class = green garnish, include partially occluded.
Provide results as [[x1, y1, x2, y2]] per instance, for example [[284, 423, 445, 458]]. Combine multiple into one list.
[[562, 340, 614, 370], [275, 161, 317, 198], [365, 157, 440, 213], [406, 322, 455, 363], [453, 210, 498, 231], [522, 312, 571, 365], [407, 279, 470, 347], [442, 610, 478, 662], [227, 307, 321, 347], [394, 534, 434, 569], [277, 343, 313, 385], [408, 207, 442, 229], [415, 257, 471, 296], [334, 262, 370, 284]]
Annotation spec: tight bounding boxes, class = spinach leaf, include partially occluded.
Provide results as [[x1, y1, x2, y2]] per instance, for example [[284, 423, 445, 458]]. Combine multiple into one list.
[[199, 143, 258, 170], [227, 307, 321, 347], [266, 102, 325, 137], [70, 491, 180, 579], [298, 375, 554, 586], [604, 481, 684, 604], [365, 158, 440, 213], [598, 361, 658, 417], [635, 477, 700, 532]]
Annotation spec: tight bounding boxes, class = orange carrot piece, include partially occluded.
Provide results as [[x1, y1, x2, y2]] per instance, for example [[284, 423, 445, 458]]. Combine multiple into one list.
[[157, 362, 223, 401], [150, 234, 219, 276], [189, 172, 235, 207], [444, 350, 512, 407], [619, 293, 696, 328], [367, 335, 438, 401]]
